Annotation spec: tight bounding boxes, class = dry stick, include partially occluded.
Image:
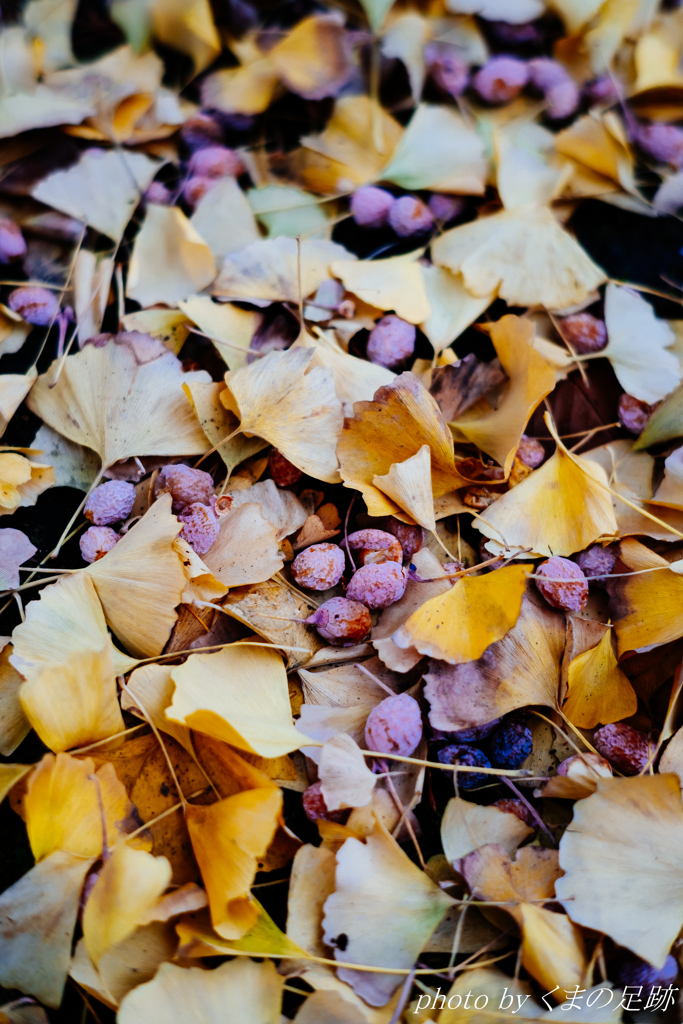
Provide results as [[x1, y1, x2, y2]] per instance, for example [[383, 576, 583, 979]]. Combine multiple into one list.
[[388, 967, 417, 1024], [344, 492, 357, 571], [125, 789, 209, 842], [355, 662, 396, 697], [70, 723, 147, 755], [189, 326, 266, 356], [501, 776, 555, 845], [48, 465, 107, 560], [546, 309, 589, 387], [134, 638, 313, 666], [381, 760, 426, 869], [360, 749, 533, 777], [447, 895, 471, 976], [194, 426, 242, 468]]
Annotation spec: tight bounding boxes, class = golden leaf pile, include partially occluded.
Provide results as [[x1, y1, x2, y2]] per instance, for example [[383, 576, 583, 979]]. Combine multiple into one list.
[[2, 1, 683, 1022]]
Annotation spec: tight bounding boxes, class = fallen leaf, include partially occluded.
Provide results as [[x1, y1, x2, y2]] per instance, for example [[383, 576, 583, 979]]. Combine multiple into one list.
[[431, 204, 606, 311], [0, 529, 35, 590], [0, 643, 30, 756], [331, 250, 430, 326], [29, 424, 99, 492], [202, 502, 284, 585], [214, 236, 355, 303], [519, 902, 587, 1000], [183, 380, 267, 475], [419, 264, 493, 355], [127, 205, 216, 307], [226, 479, 308, 541], [150, 0, 221, 76], [556, 774, 683, 969], [69, 921, 178, 1009], [120, 309, 191, 356], [121, 663, 193, 752], [168, 643, 313, 757], [221, 347, 342, 483], [381, 104, 486, 194], [563, 626, 637, 728], [319, 733, 377, 810], [267, 16, 351, 101], [441, 800, 533, 864], [295, 327, 395, 414], [611, 536, 683, 654], [392, 564, 530, 665], [322, 820, 454, 1006], [190, 176, 260, 263], [0, 375, 36, 437]]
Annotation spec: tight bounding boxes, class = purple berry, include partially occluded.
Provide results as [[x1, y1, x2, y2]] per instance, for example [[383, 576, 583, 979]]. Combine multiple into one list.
[[472, 56, 529, 104], [528, 58, 569, 92], [619, 393, 654, 434], [8, 286, 59, 326], [366, 314, 416, 369], [84, 480, 136, 526], [574, 544, 616, 585], [144, 181, 172, 205], [636, 123, 683, 167], [487, 21, 542, 46], [346, 528, 403, 565], [302, 780, 348, 822], [535, 556, 588, 612], [291, 543, 345, 591], [188, 145, 243, 179], [385, 517, 423, 559], [346, 561, 407, 609], [80, 526, 120, 564], [306, 596, 371, 645], [350, 186, 394, 228], [269, 449, 302, 487], [437, 744, 490, 789], [154, 465, 215, 513], [489, 718, 533, 769], [434, 718, 501, 745], [560, 312, 607, 354], [178, 502, 220, 555], [426, 47, 469, 98], [594, 723, 651, 775], [428, 194, 464, 222], [0, 218, 26, 263], [584, 76, 620, 105], [516, 434, 545, 469], [365, 693, 423, 757], [180, 112, 224, 151], [527, 59, 579, 119], [545, 80, 580, 119], [617, 953, 678, 992], [441, 561, 464, 578], [387, 196, 434, 237]]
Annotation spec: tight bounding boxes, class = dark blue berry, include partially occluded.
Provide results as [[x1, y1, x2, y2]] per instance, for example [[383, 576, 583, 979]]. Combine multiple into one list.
[[489, 719, 533, 769], [617, 953, 678, 991], [437, 744, 491, 789]]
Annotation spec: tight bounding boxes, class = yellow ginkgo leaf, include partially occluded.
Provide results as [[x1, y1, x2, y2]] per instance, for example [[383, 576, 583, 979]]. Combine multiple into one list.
[[453, 315, 556, 476], [167, 644, 314, 758], [441, 797, 533, 864], [120, 663, 193, 753], [359, 0, 396, 32], [380, 104, 487, 194], [431, 204, 607, 311], [19, 643, 124, 753], [186, 787, 282, 939], [221, 347, 343, 484], [556, 774, 683, 969], [117, 959, 284, 1024], [0, 849, 94, 1008], [0, 641, 29, 757], [563, 627, 637, 729], [294, 95, 403, 194], [0, 452, 31, 509], [150, 0, 220, 75], [179, 296, 260, 373], [554, 112, 635, 191], [85, 494, 187, 658], [214, 236, 355, 304], [476, 417, 617, 556], [202, 502, 283, 587], [331, 251, 430, 326], [392, 564, 530, 665], [28, 336, 210, 470], [419, 264, 493, 355], [267, 15, 351, 100], [322, 820, 454, 1006], [373, 445, 435, 531], [25, 752, 130, 862], [0, 373, 36, 437], [201, 52, 281, 116], [294, 327, 395, 414], [337, 373, 467, 517], [612, 537, 683, 655], [519, 903, 587, 999], [183, 380, 268, 475], [424, 593, 565, 730], [83, 842, 172, 966], [120, 308, 191, 356], [190, 176, 261, 264], [127, 204, 216, 307]]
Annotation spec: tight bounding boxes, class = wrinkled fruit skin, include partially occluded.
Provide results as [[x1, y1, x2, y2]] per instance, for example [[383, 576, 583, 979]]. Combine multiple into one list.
[[80, 526, 119, 564], [367, 315, 416, 369], [155, 464, 215, 513], [438, 744, 491, 789], [472, 56, 529, 104], [269, 449, 302, 488], [491, 798, 536, 827], [428, 52, 469, 98], [178, 502, 220, 555], [535, 556, 588, 612], [365, 693, 423, 757], [619, 393, 653, 434], [8, 286, 59, 326], [0, 218, 26, 263], [428, 194, 464, 222], [489, 718, 533, 769], [387, 196, 434, 238], [617, 953, 679, 992], [346, 561, 407, 609], [593, 723, 651, 775], [189, 145, 243, 179], [528, 58, 579, 119], [346, 528, 403, 566], [560, 312, 607, 354], [516, 434, 545, 469], [386, 517, 423, 559], [302, 781, 348, 823], [574, 544, 616, 584], [635, 123, 683, 167], [291, 543, 345, 591], [84, 480, 136, 526], [350, 186, 394, 228], [312, 597, 371, 645]]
